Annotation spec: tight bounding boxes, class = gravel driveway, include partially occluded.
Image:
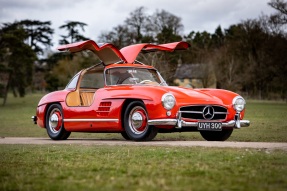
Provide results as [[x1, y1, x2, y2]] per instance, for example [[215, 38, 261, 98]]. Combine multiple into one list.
[[1, 137, 287, 150]]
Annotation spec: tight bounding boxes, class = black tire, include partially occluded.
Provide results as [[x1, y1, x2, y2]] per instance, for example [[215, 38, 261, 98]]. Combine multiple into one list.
[[120, 131, 131, 140], [200, 129, 233, 141], [123, 101, 158, 141], [45, 103, 71, 140]]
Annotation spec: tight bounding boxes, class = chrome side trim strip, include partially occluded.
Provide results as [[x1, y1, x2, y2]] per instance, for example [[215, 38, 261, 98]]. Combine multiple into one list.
[[64, 119, 118, 122], [96, 111, 111, 113]]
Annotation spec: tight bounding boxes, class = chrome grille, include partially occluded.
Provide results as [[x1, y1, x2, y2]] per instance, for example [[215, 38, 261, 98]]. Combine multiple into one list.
[[179, 105, 228, 120]]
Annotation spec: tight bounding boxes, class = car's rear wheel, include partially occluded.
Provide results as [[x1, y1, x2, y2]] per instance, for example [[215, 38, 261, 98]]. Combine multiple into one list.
[[123, 101, 158, 141], [200, 129, 233, 141], [45, 103, 71, 140]]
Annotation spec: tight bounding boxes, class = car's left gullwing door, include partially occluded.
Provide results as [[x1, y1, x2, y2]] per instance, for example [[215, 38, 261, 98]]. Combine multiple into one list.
[[56, 40, 127, 65]]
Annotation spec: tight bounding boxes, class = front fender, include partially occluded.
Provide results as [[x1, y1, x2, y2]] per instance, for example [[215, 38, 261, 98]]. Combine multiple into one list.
[[38, 90, 70, 107], [196, 89, 246, 119]]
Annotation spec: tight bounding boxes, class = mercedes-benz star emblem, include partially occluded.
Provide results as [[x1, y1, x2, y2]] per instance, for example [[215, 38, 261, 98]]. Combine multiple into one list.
[[203, 106, 214, 120]]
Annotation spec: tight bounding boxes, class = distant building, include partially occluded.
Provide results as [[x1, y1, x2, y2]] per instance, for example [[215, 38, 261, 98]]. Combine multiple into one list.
[[173, 63, 216, 88]]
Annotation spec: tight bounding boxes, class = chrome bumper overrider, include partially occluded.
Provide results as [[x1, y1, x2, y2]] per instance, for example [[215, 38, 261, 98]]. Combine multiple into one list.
[[148, 119, 250, 129], [31, 116, 37, 124]]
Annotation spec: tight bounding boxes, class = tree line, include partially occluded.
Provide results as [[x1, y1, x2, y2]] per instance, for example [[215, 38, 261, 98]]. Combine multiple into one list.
[[0, 0, 287, 106], [0, 20, 89, 105]]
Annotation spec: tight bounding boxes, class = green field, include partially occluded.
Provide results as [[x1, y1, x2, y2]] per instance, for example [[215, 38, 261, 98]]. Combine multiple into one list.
[[0, 94, 287, 191], [0, 93, 286, 142], [0, 144, 286, 191]]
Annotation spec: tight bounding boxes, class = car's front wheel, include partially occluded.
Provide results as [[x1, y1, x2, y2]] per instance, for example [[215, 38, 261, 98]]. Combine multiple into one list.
[[200, 129, 233, 141], [123, 101, 158, 141], [120, 131, 131, 140], [45, 103, 71, 140]]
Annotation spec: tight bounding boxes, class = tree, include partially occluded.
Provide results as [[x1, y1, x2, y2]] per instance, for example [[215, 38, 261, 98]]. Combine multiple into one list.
[[99, 24, 133, 48], [59, 21, 88, 45], [18, 20, 54, 55], [125, 6, 147, 43], [268, 0, 287, 25], [45, 73, 59, 91], [156, 26, 182, 44], [0, 22, 37, 106], [211, 25, 225, 48], [149, 9, 183, 36]]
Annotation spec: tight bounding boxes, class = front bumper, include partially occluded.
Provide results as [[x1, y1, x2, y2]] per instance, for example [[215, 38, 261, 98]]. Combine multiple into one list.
[[148, 111, 250, 129], [148, 119, 250, 128]]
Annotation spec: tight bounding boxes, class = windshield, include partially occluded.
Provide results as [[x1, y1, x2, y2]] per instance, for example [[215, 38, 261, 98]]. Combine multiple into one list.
[[105, 67, 166, 86]]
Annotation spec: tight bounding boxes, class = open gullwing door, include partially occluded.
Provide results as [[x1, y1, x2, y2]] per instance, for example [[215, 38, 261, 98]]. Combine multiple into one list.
[[120, 41, 190, 64], [56, 40, 126, 65], [56, 40, 190, 65]]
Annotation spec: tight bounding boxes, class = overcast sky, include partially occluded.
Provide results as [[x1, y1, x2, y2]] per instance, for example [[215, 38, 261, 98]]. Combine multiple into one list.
[[0, 0, 277, 52]]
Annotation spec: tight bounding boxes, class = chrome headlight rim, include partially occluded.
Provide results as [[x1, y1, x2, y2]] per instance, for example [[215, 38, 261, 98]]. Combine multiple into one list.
[[161, 93, 176, 110], [232, 96, 246, 112]]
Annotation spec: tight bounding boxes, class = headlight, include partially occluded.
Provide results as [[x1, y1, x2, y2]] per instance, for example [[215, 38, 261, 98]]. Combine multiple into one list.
[[161, 93, 176, 110], [232, 96, 246, 112]]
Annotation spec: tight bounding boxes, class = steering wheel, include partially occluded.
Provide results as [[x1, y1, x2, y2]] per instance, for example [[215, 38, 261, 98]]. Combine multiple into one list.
[[139, 80, 153, 84]]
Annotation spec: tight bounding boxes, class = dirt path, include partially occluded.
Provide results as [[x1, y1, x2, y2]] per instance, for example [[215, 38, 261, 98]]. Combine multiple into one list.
[[1, 137, 287, 150]]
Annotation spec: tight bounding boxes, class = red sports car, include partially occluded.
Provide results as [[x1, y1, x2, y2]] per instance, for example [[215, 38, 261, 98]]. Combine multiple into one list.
[[31, 40, 250, 141]]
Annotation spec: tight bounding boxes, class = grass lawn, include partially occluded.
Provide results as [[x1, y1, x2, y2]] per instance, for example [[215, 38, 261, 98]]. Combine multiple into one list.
[[0, 144, 286, 191], [0, 93, 287, 142]]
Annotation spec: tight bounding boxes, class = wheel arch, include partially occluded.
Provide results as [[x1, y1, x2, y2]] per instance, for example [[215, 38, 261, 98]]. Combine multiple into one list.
[[120, 99, 145, 129], [44, 102, 64, 129]]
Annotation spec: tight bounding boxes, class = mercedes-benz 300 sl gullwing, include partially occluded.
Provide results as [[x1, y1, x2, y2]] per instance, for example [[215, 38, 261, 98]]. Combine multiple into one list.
[[31, 40, 250, 141]]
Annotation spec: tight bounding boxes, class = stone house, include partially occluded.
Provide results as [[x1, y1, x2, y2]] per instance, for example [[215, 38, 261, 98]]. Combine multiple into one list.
[[173, 63, 217, 88]]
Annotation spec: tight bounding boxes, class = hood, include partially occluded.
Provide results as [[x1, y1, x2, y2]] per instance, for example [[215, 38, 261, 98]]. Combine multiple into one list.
[[104, 85, 224, 106], [155, 86, 224, 105]]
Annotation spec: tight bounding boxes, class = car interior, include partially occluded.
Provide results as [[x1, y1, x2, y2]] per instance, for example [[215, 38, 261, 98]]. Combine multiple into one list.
[[66, 65, 104, 107]]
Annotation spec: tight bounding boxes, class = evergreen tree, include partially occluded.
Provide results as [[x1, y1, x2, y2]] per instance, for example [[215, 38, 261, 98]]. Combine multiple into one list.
[[18, 20, 54, 55], [59, 21, 88, 45], [0, 22, 37, 106]]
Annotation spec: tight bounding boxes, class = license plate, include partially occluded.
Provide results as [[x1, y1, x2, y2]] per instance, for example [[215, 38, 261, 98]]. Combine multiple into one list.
[[198, 122, 222, 131]]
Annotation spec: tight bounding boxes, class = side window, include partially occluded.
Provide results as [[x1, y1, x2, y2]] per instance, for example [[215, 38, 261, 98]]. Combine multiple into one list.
[[66, 74, 79, 89], [80, 72, 104, 89]]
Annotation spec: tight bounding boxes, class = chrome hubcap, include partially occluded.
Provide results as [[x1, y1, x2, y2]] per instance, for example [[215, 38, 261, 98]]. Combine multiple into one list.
[[132, 112, 143, 129], [50, 114, 59, 129], [49, 108, 62, 134], [128, 106, 148, 135]]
